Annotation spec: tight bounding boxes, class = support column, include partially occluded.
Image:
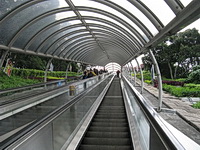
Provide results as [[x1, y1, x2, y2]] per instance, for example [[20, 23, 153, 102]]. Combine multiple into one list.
[[149, 49, 163, 111], [151, 64, 155, 87], [130, 61, 136, 86], [127, 63, 133, 82], [44, 58, 53, 83], [126, 64, 131, 78], [0, 50, 9, 70], [135, 58, 144, 94], [65, 62, 71, 79]]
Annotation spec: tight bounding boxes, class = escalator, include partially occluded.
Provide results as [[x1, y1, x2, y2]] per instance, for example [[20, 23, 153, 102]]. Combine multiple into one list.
[[1, 75, 198, 150], [78, 77, 133, 150]]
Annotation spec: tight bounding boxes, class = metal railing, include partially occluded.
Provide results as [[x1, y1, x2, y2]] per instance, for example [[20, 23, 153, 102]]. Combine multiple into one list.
[[121, 74, 200, 150], [0, 73, 113, 150]]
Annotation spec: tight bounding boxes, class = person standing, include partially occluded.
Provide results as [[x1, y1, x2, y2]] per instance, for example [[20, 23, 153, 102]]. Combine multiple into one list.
[[116, 70, 120, 77]]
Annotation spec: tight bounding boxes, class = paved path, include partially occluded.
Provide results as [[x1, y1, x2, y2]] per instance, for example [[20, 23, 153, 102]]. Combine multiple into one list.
[[134, 78, 200, 145]]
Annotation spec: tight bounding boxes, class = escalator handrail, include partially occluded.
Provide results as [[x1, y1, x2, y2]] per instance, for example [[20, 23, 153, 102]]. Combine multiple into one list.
[[0, 74, 114, 149], [122, 75, 185, 150]]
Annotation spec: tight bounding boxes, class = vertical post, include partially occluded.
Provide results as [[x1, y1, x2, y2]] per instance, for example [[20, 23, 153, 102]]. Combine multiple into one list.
[[151, 64, 155, 87], [0, 50, 9, 70], [125, 64, 130, 77], [128, 63, 132, 77], [65, 62, 71, 80], [135, 58, 144, 94], [126, 64, 131, 79], [149, 49, 163, 111], [127, 63, 132, 81], [44, 58, 53, 83], [130, 61, 136, 86]]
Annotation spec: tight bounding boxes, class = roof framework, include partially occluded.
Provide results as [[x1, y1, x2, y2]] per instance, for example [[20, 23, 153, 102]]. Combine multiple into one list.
[[0, 0, 199, 66]]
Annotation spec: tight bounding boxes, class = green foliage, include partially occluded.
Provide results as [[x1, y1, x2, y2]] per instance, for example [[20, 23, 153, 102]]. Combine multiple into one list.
[[142, 28, 200, 79], [47, 76, 65, 80], [163, 78, 187, 82], [163, 84, 200, 97], [11, 53, 47, 70], [0, 68, 81, 90], [186, 67, 200, 84], [193, 65, 200, 71], [192, 101, 200, 109], [136, 71, 152, 80], [0, 71, 40, 90], [12, 68, 44, 78], [144, 80, 152, 84], [10, 68, 80, 78], [184, 83, 200, 87]]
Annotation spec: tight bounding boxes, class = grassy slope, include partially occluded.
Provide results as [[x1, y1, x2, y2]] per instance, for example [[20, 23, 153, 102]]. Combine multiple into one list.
[[0, 72, 41, 90]]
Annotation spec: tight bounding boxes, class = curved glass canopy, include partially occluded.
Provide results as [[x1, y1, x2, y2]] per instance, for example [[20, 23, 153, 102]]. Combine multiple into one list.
[[0, 0, 199, 66]]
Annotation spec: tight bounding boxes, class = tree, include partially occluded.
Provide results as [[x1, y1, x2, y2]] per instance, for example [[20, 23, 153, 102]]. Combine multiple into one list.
[[142, 28, 200, 79], [10, 53, 47, 70]]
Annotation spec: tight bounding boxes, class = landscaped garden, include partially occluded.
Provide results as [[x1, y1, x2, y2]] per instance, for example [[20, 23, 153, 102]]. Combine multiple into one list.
[[134, 29, 200, 109], [134, 66, 200, 109], [0, 68, 82, 90]]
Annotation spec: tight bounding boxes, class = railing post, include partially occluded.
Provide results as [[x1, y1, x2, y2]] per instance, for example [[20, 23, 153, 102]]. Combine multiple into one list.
[[126, 64, 132, 80], [65, 62, 72, 81], [44, 58, 53, 84], [130, 61, 136, 86], [135, 58, 144, 94], [127, 62, 133, 82], [149, 49, 163, 111]]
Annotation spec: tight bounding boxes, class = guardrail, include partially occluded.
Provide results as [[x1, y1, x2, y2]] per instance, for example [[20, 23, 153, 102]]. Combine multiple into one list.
[[0, 73, 109, 120], [0, 73, 113, 149], [121, 74, 200, 150], [0, 75, 83, 97]]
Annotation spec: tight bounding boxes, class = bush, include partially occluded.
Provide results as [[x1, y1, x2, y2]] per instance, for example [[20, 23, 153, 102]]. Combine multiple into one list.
[[163, 78, 187, 82], [192, 101, 200, 109], [186, 69, 200, 84], [11, 68, 80, 78], [163, 84, 200, 97], [135, 71, 152, 80], [144, 80, 152, 84], [0, 72, 41, 90], [184, 83, 200, 87], [0, 68, 81, 90]]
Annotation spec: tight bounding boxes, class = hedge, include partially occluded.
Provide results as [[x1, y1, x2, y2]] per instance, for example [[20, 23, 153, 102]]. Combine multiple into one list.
[[163, 84, 200, 97], [192, 101, 200, 109], [11, 68, 81, 78]]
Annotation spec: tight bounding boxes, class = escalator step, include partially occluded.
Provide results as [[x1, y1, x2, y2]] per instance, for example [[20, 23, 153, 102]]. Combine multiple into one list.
[[78, 78, 133, 150], [91, 121, 127, 127], [89, 126, 129, 132], [94, 114, 126, 119], [93, 118, 127, 122], [97, 109, 125, 113], [79, 144, 132, 150], [82, 137, 132, 145], [86, 131, 130, 138]]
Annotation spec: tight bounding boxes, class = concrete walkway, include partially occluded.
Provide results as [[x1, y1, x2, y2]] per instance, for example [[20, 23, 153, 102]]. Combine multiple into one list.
[[134, 78, 200, 145]]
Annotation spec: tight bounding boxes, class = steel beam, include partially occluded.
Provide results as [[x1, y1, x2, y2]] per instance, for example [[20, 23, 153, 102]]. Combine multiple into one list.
[[149, 49, 163, 111]]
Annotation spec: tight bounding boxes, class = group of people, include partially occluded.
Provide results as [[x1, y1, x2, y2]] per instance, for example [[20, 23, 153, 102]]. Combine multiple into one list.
[[82, 66, 121, 79], [82, 67, 108, 79]]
